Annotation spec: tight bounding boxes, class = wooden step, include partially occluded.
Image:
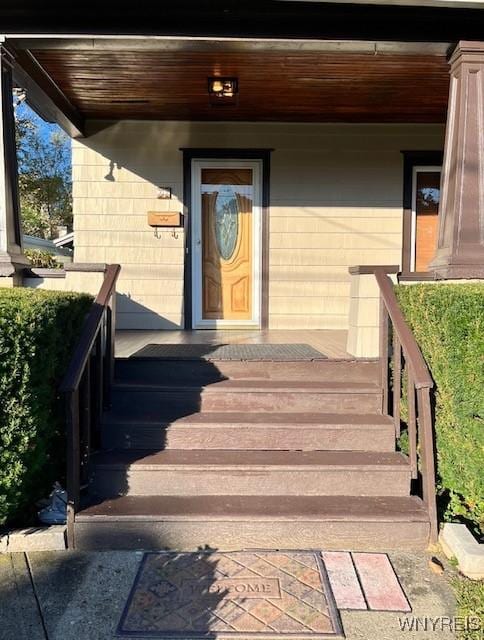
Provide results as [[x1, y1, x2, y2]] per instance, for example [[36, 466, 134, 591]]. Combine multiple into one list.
[[115, 358, 380, 385], [110, 380, 382, 414], [102, 412, 395, 451], [73, 494, 430, 551], [89, 450, 410, 498]]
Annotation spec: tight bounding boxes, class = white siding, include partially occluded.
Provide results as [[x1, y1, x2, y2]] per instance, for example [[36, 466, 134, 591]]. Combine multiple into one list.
[[73, 121, 444, 330]]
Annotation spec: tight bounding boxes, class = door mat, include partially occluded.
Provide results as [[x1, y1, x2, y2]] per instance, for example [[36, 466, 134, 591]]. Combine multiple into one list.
[[117, 551, 343, 639], [130, 343, 327, 361]]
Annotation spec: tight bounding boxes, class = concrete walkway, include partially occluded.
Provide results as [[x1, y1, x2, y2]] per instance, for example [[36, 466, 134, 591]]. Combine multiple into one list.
[[0, 550, 457, 640]]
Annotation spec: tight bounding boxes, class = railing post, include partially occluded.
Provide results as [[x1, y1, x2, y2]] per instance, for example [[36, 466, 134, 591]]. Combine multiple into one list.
[[417, 387, 439, 544], [379, 294, 389, 414], [65, 389, 80, 548]]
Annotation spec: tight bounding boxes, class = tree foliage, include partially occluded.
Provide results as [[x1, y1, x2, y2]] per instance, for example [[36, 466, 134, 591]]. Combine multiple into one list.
[[14, 99, 72, 239]]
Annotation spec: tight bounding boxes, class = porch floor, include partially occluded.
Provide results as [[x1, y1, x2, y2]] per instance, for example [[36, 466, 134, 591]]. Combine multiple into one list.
[[115, 329, 351, 360]]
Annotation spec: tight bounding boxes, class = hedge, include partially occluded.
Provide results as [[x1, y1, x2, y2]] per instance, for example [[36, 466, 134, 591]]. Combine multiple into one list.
[[0, 287, 92, 526], [395, 283, 484, 534]]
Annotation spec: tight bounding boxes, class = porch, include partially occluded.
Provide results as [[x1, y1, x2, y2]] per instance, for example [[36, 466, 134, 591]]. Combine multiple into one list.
[[1, 33, 482, 346], [116, 329, 351, 359], [0, 5, 482, 555]]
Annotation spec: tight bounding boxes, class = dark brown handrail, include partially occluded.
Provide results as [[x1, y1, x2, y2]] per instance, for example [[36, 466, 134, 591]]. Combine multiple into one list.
[[374, 268, 438, 544], [374, 269, 433, 390], [60, 264, 121, 393], [61, 264, 120, 548]]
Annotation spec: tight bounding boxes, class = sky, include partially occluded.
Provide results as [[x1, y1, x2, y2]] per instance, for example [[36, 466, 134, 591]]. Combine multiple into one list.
[[15, 97, 71, 175], [16, 99, 65, 143]]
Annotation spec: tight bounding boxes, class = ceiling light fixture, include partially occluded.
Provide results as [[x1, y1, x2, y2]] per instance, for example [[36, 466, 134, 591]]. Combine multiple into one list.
[[208, 77, 238, 105]]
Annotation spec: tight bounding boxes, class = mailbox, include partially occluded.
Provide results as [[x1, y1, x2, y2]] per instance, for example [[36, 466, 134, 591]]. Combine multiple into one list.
[[148, 211, 183, 227]]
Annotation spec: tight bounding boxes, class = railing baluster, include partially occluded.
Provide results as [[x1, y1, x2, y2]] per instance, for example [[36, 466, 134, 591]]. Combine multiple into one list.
[[103, 299, 115, 410], [92, 332, 103, 449], [379, 294, 389, 414], [407, 370, 418, 480], [417, 387, 438, 543], [66, 389, 80, 548], [79, 362, 91, 486], [393, 333, 401, 437]]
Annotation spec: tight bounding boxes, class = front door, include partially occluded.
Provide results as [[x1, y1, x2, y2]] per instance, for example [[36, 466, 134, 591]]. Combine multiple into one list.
[[191, 160, 262, 328]]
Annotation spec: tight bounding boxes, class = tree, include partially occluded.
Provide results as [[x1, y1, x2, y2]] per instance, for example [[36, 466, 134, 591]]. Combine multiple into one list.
[[14, 98, 72, 239]]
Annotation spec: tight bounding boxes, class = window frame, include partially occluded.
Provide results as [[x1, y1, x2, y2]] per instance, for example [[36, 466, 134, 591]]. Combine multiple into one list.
[[411, 165, 442, 272], [401, 150, 443, 275]]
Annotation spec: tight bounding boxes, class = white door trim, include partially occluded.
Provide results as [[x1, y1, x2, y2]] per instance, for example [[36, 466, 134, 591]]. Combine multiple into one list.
[[191, 159, 263, 329]]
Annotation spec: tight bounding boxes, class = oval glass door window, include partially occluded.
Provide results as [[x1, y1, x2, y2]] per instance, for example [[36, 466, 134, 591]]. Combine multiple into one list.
[[215, 185, 239, 260]]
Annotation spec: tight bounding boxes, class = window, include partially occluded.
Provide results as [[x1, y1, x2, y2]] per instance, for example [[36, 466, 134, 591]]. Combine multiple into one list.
[[411, 168, 441, 272], [401, 151, 443, 274]]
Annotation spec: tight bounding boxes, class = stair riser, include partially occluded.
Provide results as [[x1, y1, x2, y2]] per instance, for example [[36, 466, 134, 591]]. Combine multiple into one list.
[[102, 424, 395, 451], [73, 520, 429, 551], [90, 468, 409, 497], [201, 392, 381, 413], [115, 360, 380, 385], [109, 391, 382, 415]]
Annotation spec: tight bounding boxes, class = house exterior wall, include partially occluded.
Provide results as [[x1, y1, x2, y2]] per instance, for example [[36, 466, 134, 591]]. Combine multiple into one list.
[[72, 121, 444, 330]]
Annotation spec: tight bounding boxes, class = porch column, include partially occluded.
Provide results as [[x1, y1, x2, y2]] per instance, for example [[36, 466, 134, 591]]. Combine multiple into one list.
[[0, 45, 28, 281], [430, 41, 484, 279]]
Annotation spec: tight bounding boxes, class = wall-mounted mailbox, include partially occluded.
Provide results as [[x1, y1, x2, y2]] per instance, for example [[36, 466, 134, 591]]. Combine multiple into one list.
[[148, 211, 183, 227]]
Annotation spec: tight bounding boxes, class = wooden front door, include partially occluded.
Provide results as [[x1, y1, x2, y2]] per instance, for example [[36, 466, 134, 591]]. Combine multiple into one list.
[[192, 161, 261, 328]]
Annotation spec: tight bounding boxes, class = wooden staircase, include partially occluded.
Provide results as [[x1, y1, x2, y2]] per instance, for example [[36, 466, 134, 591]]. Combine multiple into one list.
[[73, 358, 430, 550]]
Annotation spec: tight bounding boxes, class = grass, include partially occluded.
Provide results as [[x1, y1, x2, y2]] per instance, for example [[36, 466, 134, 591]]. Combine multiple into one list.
[[452, 576, 484, 639]]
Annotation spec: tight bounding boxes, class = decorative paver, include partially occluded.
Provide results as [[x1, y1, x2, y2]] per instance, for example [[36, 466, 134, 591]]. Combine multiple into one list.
[[117, 551, 343, 638], [321, 553, 366, 610], [352, 553, 411, 612]]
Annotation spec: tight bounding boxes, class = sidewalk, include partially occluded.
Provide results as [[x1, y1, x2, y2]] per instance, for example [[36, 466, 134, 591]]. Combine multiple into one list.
[[0, 550, 457, 640]]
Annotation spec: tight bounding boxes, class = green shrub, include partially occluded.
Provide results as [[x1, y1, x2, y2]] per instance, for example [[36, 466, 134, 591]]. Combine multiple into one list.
[[0, 287, 92, 525], [395, 283, 484, 533], [24, 248, 62, 269]]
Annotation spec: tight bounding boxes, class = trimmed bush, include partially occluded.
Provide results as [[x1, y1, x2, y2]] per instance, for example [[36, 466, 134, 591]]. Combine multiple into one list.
[[395, 283, 484, 533], [0, 287, 92, 526]]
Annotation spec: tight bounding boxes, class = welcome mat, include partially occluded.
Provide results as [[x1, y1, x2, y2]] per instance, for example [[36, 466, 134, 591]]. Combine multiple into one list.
[[131, 343, 327, 361], [117, 551, 343, 638]]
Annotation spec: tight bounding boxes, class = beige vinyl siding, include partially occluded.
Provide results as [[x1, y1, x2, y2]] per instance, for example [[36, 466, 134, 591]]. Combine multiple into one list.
[[73, 121, 444, 330]]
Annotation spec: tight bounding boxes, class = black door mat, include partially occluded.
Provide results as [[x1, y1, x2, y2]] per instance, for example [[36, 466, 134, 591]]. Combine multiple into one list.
[[117, 550, 343, 639], [130, 343, 327, 361]]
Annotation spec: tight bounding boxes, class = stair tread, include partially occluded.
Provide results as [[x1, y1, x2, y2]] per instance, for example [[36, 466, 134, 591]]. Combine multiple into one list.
[[76, 494, 428, 522], [103, 412, 393, 427], [91, 449, 408, 469], [113, 380, 381, 393]]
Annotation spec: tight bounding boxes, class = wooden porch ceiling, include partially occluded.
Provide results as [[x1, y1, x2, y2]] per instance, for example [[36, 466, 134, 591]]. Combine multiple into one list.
[[26, 49, 450, 123]]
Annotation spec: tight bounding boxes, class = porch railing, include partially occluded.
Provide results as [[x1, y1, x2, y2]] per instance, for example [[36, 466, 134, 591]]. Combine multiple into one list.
[[60, 264, 120, 546], [375, 268, 438, 543]]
